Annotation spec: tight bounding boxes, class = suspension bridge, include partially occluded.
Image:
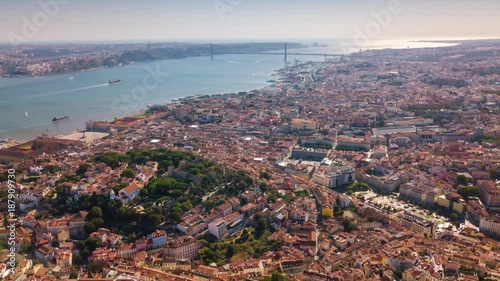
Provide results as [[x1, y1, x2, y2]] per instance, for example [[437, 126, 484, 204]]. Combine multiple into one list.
[[209, 43, 344, 62]]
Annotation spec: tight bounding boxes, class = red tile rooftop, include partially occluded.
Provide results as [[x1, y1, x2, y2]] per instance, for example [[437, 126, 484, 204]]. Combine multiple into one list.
[[121, 182, 141, 193]]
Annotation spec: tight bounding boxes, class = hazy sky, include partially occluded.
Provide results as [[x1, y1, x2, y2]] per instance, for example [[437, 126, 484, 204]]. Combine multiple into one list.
[[1, 0, 499, 43]]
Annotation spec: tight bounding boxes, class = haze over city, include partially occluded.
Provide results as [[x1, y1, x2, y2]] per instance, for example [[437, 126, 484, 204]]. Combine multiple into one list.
[[1, 0, 499, 43]]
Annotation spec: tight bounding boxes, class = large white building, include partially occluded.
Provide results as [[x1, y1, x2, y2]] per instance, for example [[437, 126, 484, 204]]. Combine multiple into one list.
[[147, 230, 167, 249], [479, 215, 500, 238], [312, 165, 355, 189], [208, 218, 227, 240]]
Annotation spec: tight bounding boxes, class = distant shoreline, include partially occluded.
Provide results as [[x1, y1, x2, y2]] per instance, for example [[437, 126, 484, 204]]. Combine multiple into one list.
[[78, 66, 106, 73], [0, 54, 265, 79], [0, 42, 306, 79], [412, 38, 500, 44], [411, 40, 463, 45]]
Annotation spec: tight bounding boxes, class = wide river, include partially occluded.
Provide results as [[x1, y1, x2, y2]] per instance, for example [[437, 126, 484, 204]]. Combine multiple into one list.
[[0, 39, 456, 141]]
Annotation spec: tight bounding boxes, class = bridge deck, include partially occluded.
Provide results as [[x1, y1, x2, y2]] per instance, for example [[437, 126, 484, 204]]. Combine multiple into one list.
[[214, 52, 343, 57]]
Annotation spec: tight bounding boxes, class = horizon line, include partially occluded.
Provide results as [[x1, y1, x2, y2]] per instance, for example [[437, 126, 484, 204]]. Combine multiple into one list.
[[1, 36, 500, 46]]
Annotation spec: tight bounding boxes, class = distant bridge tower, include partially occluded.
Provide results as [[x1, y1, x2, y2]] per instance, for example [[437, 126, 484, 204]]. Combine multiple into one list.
[[284, 43, 288, 62], [211, 44, 214, 61]]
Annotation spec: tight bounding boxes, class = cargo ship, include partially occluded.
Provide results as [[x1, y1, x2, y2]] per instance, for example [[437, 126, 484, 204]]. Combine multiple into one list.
[[109, 79, 122, 85], [52, 116, 69, 122]]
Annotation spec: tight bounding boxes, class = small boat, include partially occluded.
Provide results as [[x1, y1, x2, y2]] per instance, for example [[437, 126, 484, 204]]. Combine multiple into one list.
[[25, 112, 28, 118], [109, 79, 122, 85], [69, 76, 74, 80], [52, 116, 69, 122]]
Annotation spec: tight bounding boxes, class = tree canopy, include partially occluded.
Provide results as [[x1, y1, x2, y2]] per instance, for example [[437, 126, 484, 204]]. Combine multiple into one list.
[[457, 186, 479, 199]]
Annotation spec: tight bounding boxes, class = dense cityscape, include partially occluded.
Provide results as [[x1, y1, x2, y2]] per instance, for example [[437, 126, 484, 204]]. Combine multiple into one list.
[[0, 38, 499, 281]]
